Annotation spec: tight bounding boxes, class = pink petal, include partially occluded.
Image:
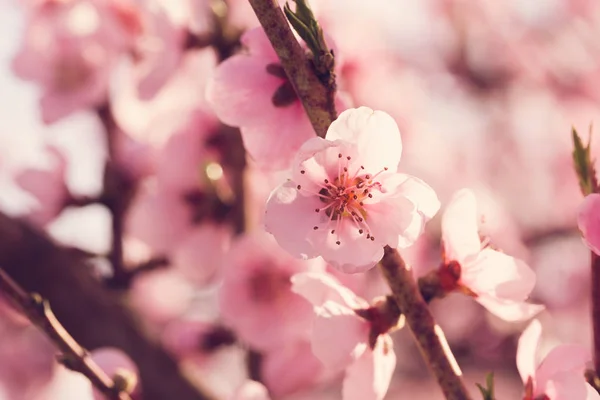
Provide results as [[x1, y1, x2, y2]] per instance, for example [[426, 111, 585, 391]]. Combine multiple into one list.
[[395, 174, 441, 220], [326, 107, 402, 173], [218, 232, 315, 351], [240, 102, 315, 169], [536, 344, 591, 395], [586, 383, 600, 400], [442, 189, 481, 263], [311, 300, 369, 370], [291, 137, 344, 194], [544, 371, 589, 400], [578, 193, 600, 255], [462, 249, 537, 300], [230, 380, 271, 400], [171, 223, 231, 285], [475, 294, 544, 322], [15, 147, 69, 226], [240, 26, 278, 59], [206, 54, 278, 126], [365, 193, 418, 248], [291, 271, 368, 309], [265, 181, 323, 260], [262, 340, 323, 397], [517, 319, 542, 383], [309, 218, 386, 273], [342, 335, 396, 400], [135, 7, 184, 100]]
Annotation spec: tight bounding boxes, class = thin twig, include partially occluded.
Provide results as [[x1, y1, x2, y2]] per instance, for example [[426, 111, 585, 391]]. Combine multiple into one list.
[[0, 212, 216, 400], [380, 246, 472, 400], [97, 104, 136, 289], [0, 268, 132, 400], [248, 0, 337, 138]]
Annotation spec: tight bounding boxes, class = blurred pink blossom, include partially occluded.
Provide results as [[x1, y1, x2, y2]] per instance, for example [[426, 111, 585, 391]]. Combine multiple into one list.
[[262, 340, 325, 397], [265, 107, 440, 273], [14, 146, 69, 226], [230, 380, 271, 400], [130, 1, 185, 100], [577, 193, 600, 255], [12, 0, 140, 123], [205, 27, 321, 169], [517, 319, 598, 400], [441, 188, 544, 321], [125, 181, 194, 255], [218, 231, 322, 351], [171, 222, 231, 286], [292, 271, 396, 400]]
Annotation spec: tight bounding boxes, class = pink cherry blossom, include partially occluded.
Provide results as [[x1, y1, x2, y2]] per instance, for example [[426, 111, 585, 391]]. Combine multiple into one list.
[[265, 107, 440, 273], [206, 27, 329, 169], [517, 319, 598, 400], [218, 231, 321, 351], [291, 271, 397, 400], [441, 188, 544, 321], [14, 146, 69, 226], [577, 193, 600, 255], [12, 0, 140, 123]]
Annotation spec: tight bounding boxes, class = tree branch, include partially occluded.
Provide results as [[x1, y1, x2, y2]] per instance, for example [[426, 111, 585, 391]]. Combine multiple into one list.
[[380, 246, 472, 400], [0, 268, 132, 400], [0, 212, 216, 400], [248, 0, 337, 138], [592, 252, 600, 377]]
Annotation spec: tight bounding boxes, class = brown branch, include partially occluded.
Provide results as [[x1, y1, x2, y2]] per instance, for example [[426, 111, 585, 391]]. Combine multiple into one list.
[[248, 0, 337, 138], [592, 252, 600, 378], [380, 246, 472, 400], [0, 212, 216, 400], [0, 268, 132, 400], [96, 104, 137, 289]]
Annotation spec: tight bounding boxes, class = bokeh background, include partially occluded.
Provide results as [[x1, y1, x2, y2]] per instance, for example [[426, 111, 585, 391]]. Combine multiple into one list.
[[0, 0, 599, 399]]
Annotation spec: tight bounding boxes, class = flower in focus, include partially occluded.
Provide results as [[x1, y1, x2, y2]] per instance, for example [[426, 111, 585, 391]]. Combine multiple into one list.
[[218, 231, 322, 351], [577, 193, 600, 255], [12, 0, 140, 123], [206, 27, 325, 169], [292, 271, 398, 400], [439, 188, 544, 321], [517, 319, 599, 400], [14, 146, 69, 226], [265, 107, 440, 273]]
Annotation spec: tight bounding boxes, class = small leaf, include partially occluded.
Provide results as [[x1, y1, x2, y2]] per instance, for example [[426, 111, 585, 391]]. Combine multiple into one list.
[[284, 0, 334, 78], [475, 372, 496, 400], [572, 126, 598, 196]]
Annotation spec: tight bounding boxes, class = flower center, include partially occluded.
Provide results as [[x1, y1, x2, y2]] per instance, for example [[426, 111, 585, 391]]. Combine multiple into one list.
[[248, 267, 291, 303], [298, 152, 389, 246]]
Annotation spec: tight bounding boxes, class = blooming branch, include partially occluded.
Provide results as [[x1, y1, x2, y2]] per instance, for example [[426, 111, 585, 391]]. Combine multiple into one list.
[[0, 268, 132, 400], [248, 0, 337, 137], [379, 246, 472, 400], [0, 211, 216, 400]]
